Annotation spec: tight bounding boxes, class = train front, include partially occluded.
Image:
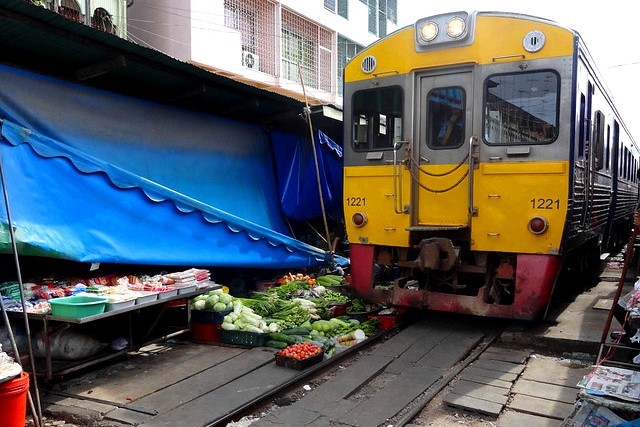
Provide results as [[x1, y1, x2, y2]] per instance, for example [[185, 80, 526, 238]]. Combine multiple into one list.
[[342, 11, 576, 320]]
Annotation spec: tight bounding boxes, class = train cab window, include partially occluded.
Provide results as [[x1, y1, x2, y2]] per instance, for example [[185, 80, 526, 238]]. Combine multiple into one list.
[[352, 86, 403, 151], [483, 71, 559, 145], [427, 87, 466, 148]]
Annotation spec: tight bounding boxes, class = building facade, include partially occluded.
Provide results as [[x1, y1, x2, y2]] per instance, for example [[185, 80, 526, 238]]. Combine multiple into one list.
[[126, 0, 400, 106]]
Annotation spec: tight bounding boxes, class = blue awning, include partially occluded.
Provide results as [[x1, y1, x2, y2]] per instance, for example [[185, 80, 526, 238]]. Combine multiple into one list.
[[0, 65, 344, 268]]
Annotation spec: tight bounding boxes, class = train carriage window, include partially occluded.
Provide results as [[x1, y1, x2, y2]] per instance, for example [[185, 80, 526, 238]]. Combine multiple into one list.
[[427, 87, 466, 148], [594, 111, 605, 170], [605, 125, 610, 170], [352, 86, 403, 151], [483, 71, 559, 145]]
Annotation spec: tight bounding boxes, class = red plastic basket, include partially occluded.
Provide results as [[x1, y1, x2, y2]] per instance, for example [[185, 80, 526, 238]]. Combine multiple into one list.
[[191, 322, 221, 342], [275, 352, 323, 370], [368, 314, 397, 330]]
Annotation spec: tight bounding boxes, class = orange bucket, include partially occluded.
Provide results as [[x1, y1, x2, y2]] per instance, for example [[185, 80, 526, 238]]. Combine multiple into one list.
[[0, 371, 29, 427]]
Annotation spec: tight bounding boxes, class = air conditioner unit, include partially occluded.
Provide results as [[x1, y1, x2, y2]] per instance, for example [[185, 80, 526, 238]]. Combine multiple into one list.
[[242, 51, 260, 70]]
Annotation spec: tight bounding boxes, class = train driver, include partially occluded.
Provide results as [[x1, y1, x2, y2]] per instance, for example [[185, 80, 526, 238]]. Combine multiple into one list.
[[437, 108, 464, 146]]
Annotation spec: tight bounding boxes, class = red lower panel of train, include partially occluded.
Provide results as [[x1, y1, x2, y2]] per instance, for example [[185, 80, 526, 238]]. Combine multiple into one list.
[[348, 243, 562, 320]]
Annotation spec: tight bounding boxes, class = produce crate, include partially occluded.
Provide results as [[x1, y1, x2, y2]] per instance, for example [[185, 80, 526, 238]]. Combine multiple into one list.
[[105, 298, 136, 312], [177, 284, 197, 295], [135, 292, 158, 304], [157, 288, 178, 299], [49, 295, 108, 318], [218, 329, 268, 347], [346, 308, 380, 322], [327, 302, 348, 317], [275, 352, 323, 370], [368, 314, 397, 330], [191, 309, 231, 325]]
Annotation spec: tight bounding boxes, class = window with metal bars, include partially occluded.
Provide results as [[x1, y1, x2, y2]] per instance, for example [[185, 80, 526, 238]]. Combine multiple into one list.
[[325, 0, 349, 19], [367, 0, 396, 36], [282, 28, 316, 87], [337, 35, 363, 94], [224, 1, 257, 54]]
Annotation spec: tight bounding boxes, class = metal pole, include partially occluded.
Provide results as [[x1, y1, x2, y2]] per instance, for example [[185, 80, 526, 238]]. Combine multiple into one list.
[[0, 144, 43, 426], [296, 63, 335, 270]]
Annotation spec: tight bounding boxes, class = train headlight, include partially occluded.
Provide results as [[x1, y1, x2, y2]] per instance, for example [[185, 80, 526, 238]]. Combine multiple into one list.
[[528, 216, 548, 235], [446, 17, 466, 38], [351, 212, 368, 228], [415, 12, 474, 51], [420, 21, 439, 42]]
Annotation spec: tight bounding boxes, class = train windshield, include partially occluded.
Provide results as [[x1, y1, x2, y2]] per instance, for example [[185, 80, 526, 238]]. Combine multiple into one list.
[[351, 86, 403, 151], [484, 70, 559, 145], [427, 86, 466, 148]]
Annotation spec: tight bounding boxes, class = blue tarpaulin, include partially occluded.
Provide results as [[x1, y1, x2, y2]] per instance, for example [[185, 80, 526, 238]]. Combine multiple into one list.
[[0, 65, 341, 268], [272, 129, 343, 222]]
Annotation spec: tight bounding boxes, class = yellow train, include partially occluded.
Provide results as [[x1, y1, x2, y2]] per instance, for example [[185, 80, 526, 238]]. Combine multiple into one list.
[[342, 11, 639, 319]]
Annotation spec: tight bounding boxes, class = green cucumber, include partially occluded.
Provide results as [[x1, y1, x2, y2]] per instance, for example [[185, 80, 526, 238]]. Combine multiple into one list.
[[269, 332, 296, 344], [265, 340, 288, 349], [282, 326, 312, 335]]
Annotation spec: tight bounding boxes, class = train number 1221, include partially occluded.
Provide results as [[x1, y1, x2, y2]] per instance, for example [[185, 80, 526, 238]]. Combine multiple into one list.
[[346, 197, 366, 207], [530, 198, 560, 209]]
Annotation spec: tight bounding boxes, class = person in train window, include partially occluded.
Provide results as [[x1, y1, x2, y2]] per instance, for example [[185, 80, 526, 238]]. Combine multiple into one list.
[[437, 109, 464, 146]]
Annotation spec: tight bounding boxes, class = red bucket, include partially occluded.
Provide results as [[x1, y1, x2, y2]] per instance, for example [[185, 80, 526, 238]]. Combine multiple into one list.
[[0, 371, 29, 427]]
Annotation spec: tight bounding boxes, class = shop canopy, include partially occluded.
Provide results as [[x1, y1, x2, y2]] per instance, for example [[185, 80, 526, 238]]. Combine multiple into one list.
[[0, 65, 341, 269]]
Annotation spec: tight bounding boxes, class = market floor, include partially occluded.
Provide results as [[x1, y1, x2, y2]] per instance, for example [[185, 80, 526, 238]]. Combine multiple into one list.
[[26, 261, 636, 427]]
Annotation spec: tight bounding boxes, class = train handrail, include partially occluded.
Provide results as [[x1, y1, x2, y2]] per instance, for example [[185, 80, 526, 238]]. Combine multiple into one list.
[[393, 140, 409, 214], [467, 136, 479, 224]]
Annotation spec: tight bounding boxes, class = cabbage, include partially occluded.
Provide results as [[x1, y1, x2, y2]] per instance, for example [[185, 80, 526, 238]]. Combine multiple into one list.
[[205, 295, 219, 309], [218, 293, 232, 304], [193, 300, 206, 310], [221, 322, 235, 330], [213, 302, 227, 312]]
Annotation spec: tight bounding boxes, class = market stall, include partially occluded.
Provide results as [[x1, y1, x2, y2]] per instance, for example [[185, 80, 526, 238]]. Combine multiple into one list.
[[1, 268, 217, 381], [186, 272, 403, 368]]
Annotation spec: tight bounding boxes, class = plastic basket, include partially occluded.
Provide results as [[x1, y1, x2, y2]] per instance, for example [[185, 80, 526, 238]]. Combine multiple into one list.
[[367, 314, 397, 330], [157, 288, 178, 299], [191, 322, 221, 342], [275, 352, 323, 370], [105, 298, 136, 312], [191, 309, 231, 325], [346, 307, 381, 322], [49, 295, 108, 318], [135, 292, 158, 304], [218, 329, 268, 347]]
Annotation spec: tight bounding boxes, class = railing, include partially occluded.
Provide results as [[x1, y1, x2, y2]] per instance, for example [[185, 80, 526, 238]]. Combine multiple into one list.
[[25, 0, 127, 38]]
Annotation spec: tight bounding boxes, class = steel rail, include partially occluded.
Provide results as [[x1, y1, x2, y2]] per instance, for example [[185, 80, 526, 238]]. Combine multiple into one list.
[[391, 328, 504, 427], [205, 324, 401, 427]]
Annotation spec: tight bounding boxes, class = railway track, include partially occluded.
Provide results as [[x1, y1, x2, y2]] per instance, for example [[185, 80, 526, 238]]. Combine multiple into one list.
[[217, 313, 507, 427]]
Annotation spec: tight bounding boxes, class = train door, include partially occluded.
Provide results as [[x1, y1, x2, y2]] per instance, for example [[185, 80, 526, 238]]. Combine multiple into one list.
[[577, 80, 594, 230], [582, 82, 595, 229], [416, 71, 473, 227]]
